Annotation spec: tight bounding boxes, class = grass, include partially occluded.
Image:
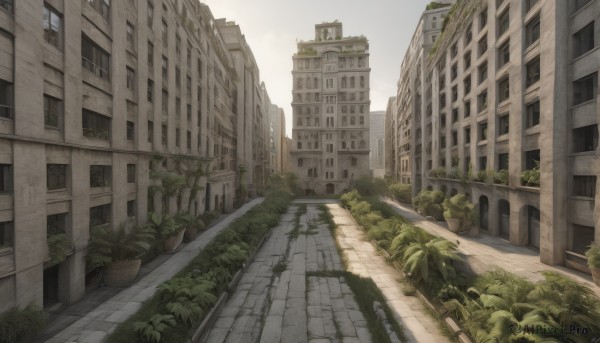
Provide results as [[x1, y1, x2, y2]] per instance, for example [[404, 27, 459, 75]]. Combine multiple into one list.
[[288, 204, 307, 239], [306, 270, 406, 343], [272, 260, 287, 275]]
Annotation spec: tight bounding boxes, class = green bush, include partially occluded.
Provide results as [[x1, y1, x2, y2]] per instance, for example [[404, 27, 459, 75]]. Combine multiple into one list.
[[521, 161, 540, 187], [353, 176, 388, 196], [47, 233, 71, 266], [442, 194, 475, 229], [493, 169, 509, 185], [0, 306, 47, 343], [412, 190, 445, 220], [586, 244, 600, 269], [389, 183, 411, 203]]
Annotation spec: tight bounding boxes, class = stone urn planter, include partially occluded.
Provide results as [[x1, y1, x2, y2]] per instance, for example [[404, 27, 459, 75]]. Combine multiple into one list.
[[164, 229, 185, 252], [445, 217, 461, 233], [104, 259, 142, 287]]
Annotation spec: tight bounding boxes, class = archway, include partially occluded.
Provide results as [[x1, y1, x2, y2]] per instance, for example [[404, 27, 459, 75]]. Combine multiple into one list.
[[498, 199, 510, 239], [326, 183, 335, 194], [479, 196, 489, 231], [527, 206, 540, 250]]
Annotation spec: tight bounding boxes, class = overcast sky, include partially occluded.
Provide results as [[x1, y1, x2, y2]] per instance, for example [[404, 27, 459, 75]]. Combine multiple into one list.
[[202, 0, 433, 137]]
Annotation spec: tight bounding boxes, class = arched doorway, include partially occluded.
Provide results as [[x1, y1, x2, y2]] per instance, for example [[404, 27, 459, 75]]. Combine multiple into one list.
[[499, 199, 510, 239], [326, 183, 335, 194], [479, 196, 489, 231], [527, 206, 540, 250]]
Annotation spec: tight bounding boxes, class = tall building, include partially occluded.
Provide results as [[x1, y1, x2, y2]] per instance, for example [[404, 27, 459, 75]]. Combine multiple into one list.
[[270, 105, 286, 174], [385, 97, 397, 178], [389, 1, 454, 189], [404, 0, 600, 272], [0, 0, 273, 314], [291, 22, 371, 195], [369, 110, 385, 177]]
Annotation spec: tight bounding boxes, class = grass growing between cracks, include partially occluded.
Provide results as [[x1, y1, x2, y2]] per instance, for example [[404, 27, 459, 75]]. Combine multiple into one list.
[[288, 204, 307, 239], [306, 270, 406, 343], [272, 260, 288, 275]]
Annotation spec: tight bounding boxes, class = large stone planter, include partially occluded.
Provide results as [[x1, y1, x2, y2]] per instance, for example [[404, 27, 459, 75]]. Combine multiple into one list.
[[164, 229, 185, 252], [445, 217, 461, 233], [104, 259, 142, 287], [591, 267, 600, 287]]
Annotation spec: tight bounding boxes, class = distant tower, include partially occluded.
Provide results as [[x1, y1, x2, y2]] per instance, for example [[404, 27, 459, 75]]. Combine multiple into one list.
[[291, 22, 371, 195]]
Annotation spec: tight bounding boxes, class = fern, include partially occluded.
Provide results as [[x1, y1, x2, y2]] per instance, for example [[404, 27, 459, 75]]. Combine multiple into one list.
[[166, 299, 203, 326], [134, 314, 176, 343], [0, 306, 47, 343]]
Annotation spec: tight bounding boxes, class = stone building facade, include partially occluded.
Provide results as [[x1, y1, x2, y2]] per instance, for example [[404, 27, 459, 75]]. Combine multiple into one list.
[[403, 0, 600, 271], [0, 0, 274, 313], [369, 110, 385, 177], [270, 105, 286, 174], [291, 22, 371, 195]]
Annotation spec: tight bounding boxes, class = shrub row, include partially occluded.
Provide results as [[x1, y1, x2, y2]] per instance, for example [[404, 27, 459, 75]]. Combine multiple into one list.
[[108, 188, 292, 343]]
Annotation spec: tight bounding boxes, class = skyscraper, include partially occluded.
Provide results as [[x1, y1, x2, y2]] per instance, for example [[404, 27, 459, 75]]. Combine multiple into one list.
[[291, 22, 371, 195]]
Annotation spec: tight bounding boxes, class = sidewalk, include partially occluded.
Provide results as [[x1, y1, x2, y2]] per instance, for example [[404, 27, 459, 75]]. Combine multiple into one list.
[[44, 198, 265, 343], [328, 203, 451, 343], [382, 198, 600, 296]]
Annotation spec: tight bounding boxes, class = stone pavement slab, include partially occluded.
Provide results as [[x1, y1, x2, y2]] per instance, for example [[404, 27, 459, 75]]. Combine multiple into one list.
[[44, 198, 266, 343]]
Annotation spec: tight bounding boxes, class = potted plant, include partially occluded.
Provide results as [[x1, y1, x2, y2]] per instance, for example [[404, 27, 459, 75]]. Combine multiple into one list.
[[87, 223, 155, 287], [148, 212, 185, 252], [443, 194, 474, 233], [175, 212, 205, 241], [413, 190, 445, 220], [585, 244, 600, 286]]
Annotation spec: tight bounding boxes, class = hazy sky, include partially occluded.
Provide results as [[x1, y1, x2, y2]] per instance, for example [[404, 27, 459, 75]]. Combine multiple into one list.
[[202, 0, 433, 137]]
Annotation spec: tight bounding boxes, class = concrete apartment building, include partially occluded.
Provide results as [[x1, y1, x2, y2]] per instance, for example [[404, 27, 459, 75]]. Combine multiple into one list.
[[387, 1, 454, 187], [369, 110, 385, 177], [270, 105, 286, 174], [403, 0, 600, 271], [384, 97, 397, 178], [0, 0, 276, 314], [291, 22, 371, 195]]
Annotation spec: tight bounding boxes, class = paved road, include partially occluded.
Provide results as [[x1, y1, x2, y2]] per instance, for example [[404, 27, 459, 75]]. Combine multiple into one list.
[[383, 198, 600, 297], [205, 204, 373, 343], [45, 198, 265, 343]]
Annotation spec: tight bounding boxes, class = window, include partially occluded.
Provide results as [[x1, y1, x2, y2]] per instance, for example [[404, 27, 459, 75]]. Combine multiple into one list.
[[451, 64, 458, 81], [464, 75, 472, 94], [126, 67, 135, 90], [525, 149, 540, 170], [148, 120, 154, 143], [162, 90, 168, 115], [498, 114, 509, 135], [525, 57, 540, 88], [82, 109, 110, 140], [127, 200, 136, 217], [126, 121, 134, 141], [90, 165, 111, 188], [0, 222, 13, 247], [479, 156, 487, 170], [162, 20, 168, 47], [572, 0, 592, 13], [175, 128, 180, 147], [498, 77, 510, 103], [451, 43, 458, 59], [441, 135, 446, 149], [452, 86, 458, 102], [47, 213, 66, 235], [0, 0, 13, 13], [465, 24, 473, 44], [148, 41, 154, 69], [351, 157, 357, 167], [573, 125, 598, 153], [498, 9, 509, 37], [86, 0, 110, 21], [573, 175, 596, 198], [526, 0, 539, 12], [0, 164, 12, 193], [478, 63, 487, 85], [479, 8, 487, 31], [526, 15, 540, 47], [297, 142, 302, 149], [175, 68, 180, 88], [176, 97, 181, 117], [479, 122, 488, 141], [47, 164, 67, 190], [464, 101, 471, 117], [464, 127, 471, 144], [571, 224, 594, 255], [441, 113, 446, 128], [297, 158, 303, 167], [498, 41, 510, 68], [498, 153, 509, 170], [187, 130, 191, 149], [452, 108, 458, 123], [90, 204, 111, 227], [44, 95, 62, 128], [464, 51, 471, 70], [478, 37, 488, 57], [525, 101, 540, 128], [82, 36, 110, 80], [477, 90, 488, 112], [126, 22, 135, 50], [0, 81, 13, 119], [452, 131, 458, 146], [573, 73, 597, 105], [147, 79, 154, 102], [147, 1, 153, 28], [573, 22, 594, 58], [127, 164, 136, 183], [43, 4, 62, 49]]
